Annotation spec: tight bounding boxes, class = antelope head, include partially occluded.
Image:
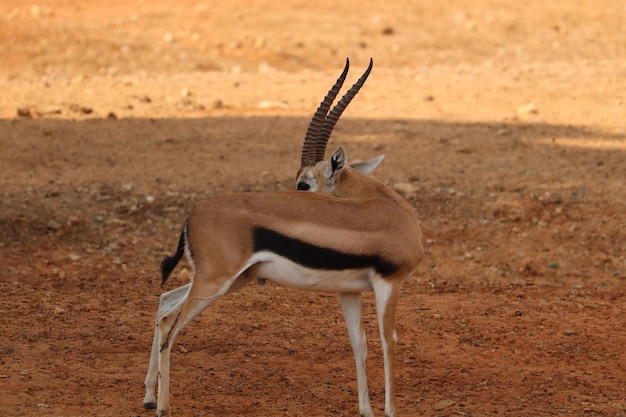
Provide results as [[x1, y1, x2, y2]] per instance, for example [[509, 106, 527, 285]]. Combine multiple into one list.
[[295, 58, 384, 196]]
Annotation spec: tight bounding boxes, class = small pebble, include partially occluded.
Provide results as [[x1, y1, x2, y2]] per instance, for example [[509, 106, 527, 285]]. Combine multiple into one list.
[[17, 108, 32, 118], [517, 103, 538, 115], [257, 101, 289, 109], [46, 220, 61, 230], [392, 182, 418, 198]]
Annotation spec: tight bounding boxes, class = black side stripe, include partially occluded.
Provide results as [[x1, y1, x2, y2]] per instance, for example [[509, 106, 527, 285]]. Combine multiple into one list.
[[253, 227, 399, 277]]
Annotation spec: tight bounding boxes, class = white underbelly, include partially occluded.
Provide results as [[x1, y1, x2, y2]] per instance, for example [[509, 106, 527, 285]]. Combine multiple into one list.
[[251, 251, 374, 293]]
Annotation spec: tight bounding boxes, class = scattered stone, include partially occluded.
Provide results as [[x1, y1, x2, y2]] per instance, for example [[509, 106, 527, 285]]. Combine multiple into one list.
[[432, 399, 455, 411], [211, 99, 224, 109], [257, 101, 289, 109], [46, 220, 61, 230], [164, 32, 175, 43], [45, 189, 59, 197], [181, 88, 191, 97], [16, 108, 32, 118], [40, 107, 62, 116], [517, 103, 538, 115], [392, 182, 418, 198], [69, 104, 93, 115], [258, 62, 277, 73], [563, 330, 577, 337], [145, 195, 155, 204], [67, 253, 81, 262]]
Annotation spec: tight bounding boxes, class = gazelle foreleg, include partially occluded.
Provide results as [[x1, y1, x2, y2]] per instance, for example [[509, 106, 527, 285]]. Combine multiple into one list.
[[372, 276, 404, 417], [339, 292, 373, 417], [144, 283, 191, 409]]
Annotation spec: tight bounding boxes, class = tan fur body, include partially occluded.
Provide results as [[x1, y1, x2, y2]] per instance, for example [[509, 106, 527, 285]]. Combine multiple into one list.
[[187, 188, 422, 281]]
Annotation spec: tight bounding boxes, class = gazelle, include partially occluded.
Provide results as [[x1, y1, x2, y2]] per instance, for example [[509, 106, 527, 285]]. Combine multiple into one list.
[[143, 58, 424, 417]]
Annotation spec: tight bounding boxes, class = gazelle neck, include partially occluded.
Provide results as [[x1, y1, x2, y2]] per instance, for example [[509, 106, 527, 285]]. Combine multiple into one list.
[[333, 167, 397, 200]]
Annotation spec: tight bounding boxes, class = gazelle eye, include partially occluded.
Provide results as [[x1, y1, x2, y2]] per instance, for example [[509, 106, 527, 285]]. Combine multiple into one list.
[[296, 182, 310, 191]]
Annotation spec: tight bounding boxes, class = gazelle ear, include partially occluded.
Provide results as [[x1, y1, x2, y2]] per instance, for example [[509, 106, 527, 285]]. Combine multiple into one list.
[[350, 155, 385, 175], [326, 147, 347, 181]]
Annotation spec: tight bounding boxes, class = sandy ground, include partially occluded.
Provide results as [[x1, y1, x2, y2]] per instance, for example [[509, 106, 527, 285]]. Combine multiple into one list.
[[1, 1, 625, 416]]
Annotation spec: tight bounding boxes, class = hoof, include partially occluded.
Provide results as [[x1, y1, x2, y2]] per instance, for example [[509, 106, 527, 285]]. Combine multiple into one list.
[[143, 401, 157, 410]]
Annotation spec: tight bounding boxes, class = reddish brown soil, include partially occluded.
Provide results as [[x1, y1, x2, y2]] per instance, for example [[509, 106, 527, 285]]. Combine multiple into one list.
[[1, 1, 625, 416]]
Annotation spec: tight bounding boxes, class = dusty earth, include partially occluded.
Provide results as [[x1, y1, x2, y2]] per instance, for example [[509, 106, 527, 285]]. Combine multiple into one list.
[[1, 1, 626, 416]]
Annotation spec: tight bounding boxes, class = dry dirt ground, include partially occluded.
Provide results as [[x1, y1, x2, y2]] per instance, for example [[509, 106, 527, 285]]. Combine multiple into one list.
[[1, 1, 625, 416]]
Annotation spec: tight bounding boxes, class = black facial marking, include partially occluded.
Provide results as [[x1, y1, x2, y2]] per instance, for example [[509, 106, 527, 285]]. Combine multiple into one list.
[[296, 182, 310, 191], [253, 227, 398, 277]]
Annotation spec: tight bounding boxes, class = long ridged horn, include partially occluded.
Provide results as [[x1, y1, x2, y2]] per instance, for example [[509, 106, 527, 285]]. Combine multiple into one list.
[[300, 58, 350, 168], [315, 58, 373, 163]]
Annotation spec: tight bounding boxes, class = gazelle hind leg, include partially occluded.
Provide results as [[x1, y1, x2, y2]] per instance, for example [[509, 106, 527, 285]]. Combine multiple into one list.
[[155, 295, 221, 416], [155, 276, 238, 417], [144, 284, 191, 409], [372, 276, 403, 417], [339, 293, 373, 417]]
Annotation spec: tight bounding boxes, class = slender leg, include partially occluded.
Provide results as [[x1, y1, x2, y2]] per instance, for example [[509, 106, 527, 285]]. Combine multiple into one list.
[[144, 284, 191, 409], [339, 293, 373, 417], [155, 279, 232, 417], [372, 277, 402, 417]]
